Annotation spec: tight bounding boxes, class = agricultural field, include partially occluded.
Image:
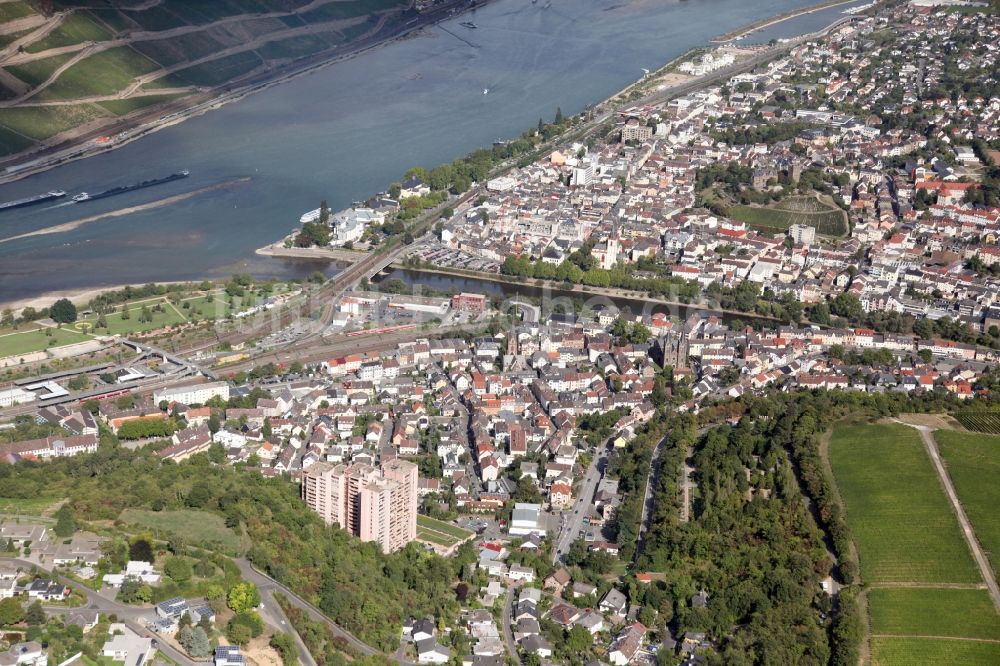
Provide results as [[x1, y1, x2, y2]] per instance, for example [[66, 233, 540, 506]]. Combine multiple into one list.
[[416, 515, 473, 547], [868, 588, 1000, 640], [35, 46, 160, 101], [301, 0, 405, 22], [952, 409, 1000, 434], [133, 31, 226, 68], [169, 51, 263, 87], [0, 1, 32, 22], [871, 637, 1000, 666], [936, 430, 1000, 577], [0, 125, 34, 156], [238, 16, 290, 39], [97, 93, 187, 116], [0, 104, 108, 140], [828, 423, 980, 584], [23, 12, 113, 54], [257, 33, 335, 61], [729, 195, 848, 236], [5, 53, 74, 89], [0, 28, 32, 50], [120, 5, 189, 32], [118, 508, 240, 552]]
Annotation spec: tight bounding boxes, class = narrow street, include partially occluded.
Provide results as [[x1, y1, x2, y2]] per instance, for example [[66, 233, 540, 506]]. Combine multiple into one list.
[[552, 442, 610, 563], [500, 585, 520, 663]]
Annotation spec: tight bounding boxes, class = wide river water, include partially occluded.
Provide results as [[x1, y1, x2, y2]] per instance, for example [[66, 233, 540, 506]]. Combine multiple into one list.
[[0, 0, 863, 304]]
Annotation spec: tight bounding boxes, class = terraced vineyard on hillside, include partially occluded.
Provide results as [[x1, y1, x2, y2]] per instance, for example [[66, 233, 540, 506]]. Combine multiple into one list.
[[0, 0, 409, 157]]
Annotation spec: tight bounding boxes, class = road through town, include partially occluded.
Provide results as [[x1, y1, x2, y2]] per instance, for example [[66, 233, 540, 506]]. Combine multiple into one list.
[[552, 442, 611, 564]]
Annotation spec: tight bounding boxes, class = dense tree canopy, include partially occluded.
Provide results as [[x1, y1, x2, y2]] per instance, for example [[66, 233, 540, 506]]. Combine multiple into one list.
[[0, 441, 476, 650]]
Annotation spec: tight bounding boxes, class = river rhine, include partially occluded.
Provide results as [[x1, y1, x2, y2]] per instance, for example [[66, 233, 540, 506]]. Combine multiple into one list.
[[0, 0, 860, 305]]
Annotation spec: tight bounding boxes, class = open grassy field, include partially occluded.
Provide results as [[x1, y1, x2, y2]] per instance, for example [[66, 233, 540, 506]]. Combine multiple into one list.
[[180, 294, 257, 320], [24, 12, 113, 54], [416, 527, 456, 547], [119, 508, 240, 551], [36, 46, 160, 101], [70, 287, 269, 337], [76, 301, 187, 336], [936, 430, 1000, 577], [0, 326, 94, 358], [0, 496, 62, 516], [869, 588, 1000, 640], [871, 637, 1000, 665], [416, 515, 473, 546], [729, 195, 848, 237], [828, 423, 980, 583], [417, 515, 473, 539]]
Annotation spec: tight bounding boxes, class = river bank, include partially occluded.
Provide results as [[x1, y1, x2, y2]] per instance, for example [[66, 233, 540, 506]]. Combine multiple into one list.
[[256, 242, 367, 264], [375, 263, 789, 324], [0, 0, 834, 305], [0, 281, 191, 313], [711, 0, 872, 42], [0, 0, 495, 186]]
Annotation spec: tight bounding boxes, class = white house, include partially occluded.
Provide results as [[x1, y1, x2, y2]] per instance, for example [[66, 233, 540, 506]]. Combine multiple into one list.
[[104, 561, 161, 587], [509, 503, 545, 537], [508, 565, 536, 583], [26, 580, 69, 601], [154, 381, 229, 406], [0, 642, 47, 666], [102, 625, 153, 664], [330, 208, 383, 246], [415, 639, 449, 664]]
